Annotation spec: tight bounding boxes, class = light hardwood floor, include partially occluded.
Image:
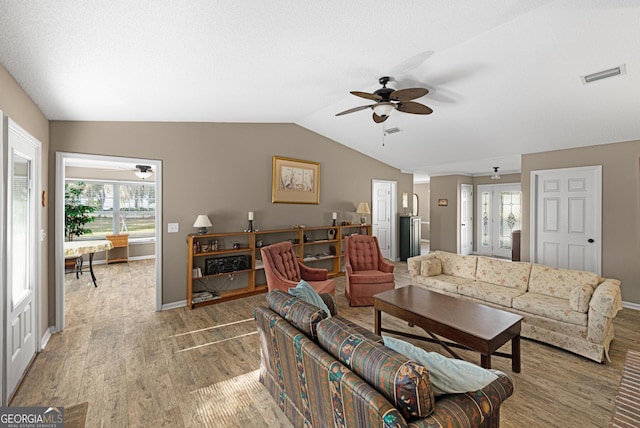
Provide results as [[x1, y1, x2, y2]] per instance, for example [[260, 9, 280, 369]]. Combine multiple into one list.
[[11, 259, 640, 427]]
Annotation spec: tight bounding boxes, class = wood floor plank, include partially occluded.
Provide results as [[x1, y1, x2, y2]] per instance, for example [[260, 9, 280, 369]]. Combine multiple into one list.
[[9, 258, 640, 427]]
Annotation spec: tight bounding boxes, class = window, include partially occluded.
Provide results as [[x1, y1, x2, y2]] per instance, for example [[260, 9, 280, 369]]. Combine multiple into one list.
[[66, 180, 156, 240]]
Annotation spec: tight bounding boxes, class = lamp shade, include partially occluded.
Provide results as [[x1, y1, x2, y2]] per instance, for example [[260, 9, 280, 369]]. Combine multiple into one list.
[[356, 202, 371, 215], [135, 170, 152, 179], [372, 102, 394, 117], [193, 215, 212, 234]]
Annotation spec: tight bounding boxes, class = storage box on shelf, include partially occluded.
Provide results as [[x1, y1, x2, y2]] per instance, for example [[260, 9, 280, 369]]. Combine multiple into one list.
[[186, 224, 371, 309]]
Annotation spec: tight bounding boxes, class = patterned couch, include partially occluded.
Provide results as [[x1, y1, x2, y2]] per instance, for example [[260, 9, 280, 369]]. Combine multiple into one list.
[[407, 251, 623, 363], [255, 290, 514, 428]]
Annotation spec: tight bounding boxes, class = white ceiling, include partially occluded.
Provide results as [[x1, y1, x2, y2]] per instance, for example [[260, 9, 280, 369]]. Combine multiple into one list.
[[1, 0, 639, 182]]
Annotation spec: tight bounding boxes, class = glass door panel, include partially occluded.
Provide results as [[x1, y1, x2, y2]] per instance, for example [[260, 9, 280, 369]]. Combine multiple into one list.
[[11, 153, 30, 307]]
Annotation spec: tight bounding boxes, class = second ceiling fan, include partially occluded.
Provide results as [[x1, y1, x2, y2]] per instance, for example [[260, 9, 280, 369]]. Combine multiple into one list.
[[336, 76, 433, 123]]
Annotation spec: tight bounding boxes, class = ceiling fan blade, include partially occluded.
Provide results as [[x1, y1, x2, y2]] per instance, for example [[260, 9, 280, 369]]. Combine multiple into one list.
[[336, 104, 374, 116], [397, 101, 433, 115], [391, 88, 429, 101], [351, 91, 383, 101], [372, 112, 389, 123]]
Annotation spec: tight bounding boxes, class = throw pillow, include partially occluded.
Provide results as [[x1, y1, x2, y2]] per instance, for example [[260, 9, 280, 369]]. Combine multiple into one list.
[[289, 279, 332, 318], [383, 336, 498, 395], [420, 258, 442, 277]]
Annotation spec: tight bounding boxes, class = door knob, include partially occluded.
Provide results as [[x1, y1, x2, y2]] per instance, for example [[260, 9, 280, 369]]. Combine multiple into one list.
[[588, 239, 594, 243]]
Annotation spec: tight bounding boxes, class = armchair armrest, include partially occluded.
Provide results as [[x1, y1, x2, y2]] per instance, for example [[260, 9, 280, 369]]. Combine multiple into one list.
[[299, 262, 329, 281], [378, 258, 394, 273]]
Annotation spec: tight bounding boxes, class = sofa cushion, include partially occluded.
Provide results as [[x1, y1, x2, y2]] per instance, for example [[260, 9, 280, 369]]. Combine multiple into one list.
[[288, 280, 332, 318], [476, 257, 532, 291], [528, 264, 599, 299], [416, 274, 473, 294], [434, 251, 477, 280], [458, 281, 527, 308], [347, 270, 395, 284], [383, 336, 498, 396], [267, 290, 328, 340], [512, 292, 588, 326], [569, 284, 594, 313], [420, 258, 442, 277], [317, 317, 434, 419]]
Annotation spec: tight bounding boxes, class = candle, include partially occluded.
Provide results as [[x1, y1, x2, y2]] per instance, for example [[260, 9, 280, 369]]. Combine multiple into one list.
[[332, 212, 337, 220], [248, 211, 254, 221]]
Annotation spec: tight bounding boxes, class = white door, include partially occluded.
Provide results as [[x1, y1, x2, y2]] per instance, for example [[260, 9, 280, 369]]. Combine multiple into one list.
[[460, 184, 473, 255], [6, 119, 39, 399], [372, 180, 396, 260], [532, 166, 601, 273], [477, 183, 522, 258]]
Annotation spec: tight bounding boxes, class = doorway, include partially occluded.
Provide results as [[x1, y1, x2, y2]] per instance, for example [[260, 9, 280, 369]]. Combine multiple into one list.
[[530, 166, 601, 273], [372, 180, 397, 260], [55, 153, 163, 332], [477, 183, 522, 259], [5, 118, 41, 402]]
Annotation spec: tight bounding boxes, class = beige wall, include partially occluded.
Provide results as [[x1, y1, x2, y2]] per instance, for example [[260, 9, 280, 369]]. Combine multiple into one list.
[[521, 140, 640, 304], [429, 175, 473, 252], [0, 64, 50, 335], [49, 121, 413, 308], [414, 182, 430, 240]]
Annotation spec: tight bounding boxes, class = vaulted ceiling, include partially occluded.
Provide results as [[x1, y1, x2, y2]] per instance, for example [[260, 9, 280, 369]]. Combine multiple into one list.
[[1, 1, 639, 181]]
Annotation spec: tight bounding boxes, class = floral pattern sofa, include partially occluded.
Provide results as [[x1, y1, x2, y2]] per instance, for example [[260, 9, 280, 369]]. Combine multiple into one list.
[[407, 251, 623, 363], [255, 290, 514, 427]]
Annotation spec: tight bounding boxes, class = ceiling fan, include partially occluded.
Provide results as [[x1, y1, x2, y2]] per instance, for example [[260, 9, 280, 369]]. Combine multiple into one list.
[[134, 165, 153, 179], [336, 76, 433, 123]]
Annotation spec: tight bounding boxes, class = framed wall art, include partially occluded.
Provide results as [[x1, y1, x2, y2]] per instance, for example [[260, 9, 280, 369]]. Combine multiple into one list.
[[272, 156, 320, 204]]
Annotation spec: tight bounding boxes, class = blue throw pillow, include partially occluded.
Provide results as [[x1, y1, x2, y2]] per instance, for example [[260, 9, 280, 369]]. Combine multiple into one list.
[[383, 336, 498, 395], [289, 280, 332, 318]]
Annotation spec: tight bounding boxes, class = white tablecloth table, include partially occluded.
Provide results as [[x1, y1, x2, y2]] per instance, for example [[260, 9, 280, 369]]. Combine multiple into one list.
[[64, 240, 114, 287]]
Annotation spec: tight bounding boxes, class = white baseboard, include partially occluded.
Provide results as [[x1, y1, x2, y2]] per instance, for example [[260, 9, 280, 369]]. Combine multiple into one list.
[[162, 300, 187, 310], [622, 301, 640, 311], [40, 326, 54, 350]]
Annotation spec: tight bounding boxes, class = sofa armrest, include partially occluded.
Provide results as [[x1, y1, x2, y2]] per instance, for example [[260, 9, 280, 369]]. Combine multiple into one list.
[[589, 279, 623, 318], [407, 254, 435, 281], [569, 283, 594, 313], [410, 370, 513, 428], [299, 262, 329, 281], [319, 293, 337, 316]]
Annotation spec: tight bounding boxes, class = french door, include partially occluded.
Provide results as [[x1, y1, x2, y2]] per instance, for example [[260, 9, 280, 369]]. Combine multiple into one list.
[[5, 119, 40, 401], [477, 183, 522, 258]]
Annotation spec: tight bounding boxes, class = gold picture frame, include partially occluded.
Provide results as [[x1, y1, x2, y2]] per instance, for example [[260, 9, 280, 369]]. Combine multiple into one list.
[[272, 156, 320, 204]]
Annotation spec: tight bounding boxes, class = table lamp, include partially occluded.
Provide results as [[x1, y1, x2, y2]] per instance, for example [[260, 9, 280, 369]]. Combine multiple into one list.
[[193, 215, 212, 234], [356, 202, 370, 225]]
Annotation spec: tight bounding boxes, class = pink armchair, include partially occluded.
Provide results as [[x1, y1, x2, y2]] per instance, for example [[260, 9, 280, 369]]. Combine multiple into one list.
[[260, 241, 336, 295], [344, 235, 395, 306]]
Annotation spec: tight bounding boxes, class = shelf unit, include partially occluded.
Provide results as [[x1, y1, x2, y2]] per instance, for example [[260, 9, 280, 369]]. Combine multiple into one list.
[[186, 224, 371, 309]]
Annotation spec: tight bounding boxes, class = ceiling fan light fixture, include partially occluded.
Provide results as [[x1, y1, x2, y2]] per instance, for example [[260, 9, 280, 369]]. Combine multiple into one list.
[[491, 167, 500, 180], [372, 102, 395, 118], [135, 165, 153, 179]]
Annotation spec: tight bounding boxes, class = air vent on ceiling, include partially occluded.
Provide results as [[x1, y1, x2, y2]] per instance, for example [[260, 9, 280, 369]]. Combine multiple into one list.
[[384, 127, 401, 135], [581, 65, 626, 84]]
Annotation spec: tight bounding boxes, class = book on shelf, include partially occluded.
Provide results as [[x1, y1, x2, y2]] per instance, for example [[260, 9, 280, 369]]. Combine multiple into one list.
[[192, 290, 220, 303], [192, 267, 203, 278]]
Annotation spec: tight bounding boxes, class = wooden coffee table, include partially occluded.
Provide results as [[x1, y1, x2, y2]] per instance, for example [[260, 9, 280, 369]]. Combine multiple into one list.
[[374, 286, 523, 372]]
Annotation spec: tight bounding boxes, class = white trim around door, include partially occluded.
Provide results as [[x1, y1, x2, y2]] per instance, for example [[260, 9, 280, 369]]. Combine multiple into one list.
[[55, 153, 163, 332], [530, 166, 602, 275]]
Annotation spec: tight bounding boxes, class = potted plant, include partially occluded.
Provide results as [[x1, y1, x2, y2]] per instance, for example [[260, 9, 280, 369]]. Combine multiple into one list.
[[65, 182, 96, 241]]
